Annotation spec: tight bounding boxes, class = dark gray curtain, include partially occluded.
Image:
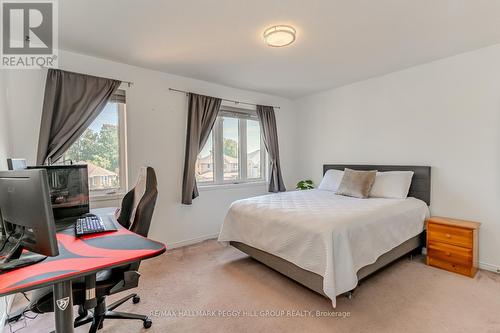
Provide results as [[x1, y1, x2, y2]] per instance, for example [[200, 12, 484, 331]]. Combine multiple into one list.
[[182, 93, 222, 204], [256, 105, 286, 192], [36, 69, 121, 165]]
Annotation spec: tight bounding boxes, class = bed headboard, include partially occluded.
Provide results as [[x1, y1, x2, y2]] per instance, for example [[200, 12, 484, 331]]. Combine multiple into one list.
[[323, 164, 431, 205]]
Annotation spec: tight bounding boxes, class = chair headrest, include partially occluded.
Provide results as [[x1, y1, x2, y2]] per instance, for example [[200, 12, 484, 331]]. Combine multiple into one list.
[[129, 167, 157, 225]]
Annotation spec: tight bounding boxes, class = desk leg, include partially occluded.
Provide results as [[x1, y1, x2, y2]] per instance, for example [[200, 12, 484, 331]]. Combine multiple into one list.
[[53, 281, 74, 333]]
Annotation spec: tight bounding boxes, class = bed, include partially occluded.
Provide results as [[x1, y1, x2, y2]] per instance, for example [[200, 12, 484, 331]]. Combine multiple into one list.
[[218, 164, 431, 306]]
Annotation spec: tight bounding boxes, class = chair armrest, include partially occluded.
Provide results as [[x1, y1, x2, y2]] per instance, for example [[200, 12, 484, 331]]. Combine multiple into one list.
[[109, 270, 141, 294]]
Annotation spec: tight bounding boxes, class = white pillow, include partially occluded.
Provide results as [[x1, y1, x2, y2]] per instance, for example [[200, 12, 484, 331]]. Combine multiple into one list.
[[369, 171, 414, 199], [318, 169, 344, 192]]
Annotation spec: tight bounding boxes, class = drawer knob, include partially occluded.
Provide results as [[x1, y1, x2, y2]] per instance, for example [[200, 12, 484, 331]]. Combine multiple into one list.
[[445, 233, 451, 238], [445, 252, 451, 256]]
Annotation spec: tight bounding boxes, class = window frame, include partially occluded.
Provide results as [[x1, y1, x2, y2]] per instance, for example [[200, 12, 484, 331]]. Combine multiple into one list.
[[197, 105, 267, 186], [60, 88, 128, 199]]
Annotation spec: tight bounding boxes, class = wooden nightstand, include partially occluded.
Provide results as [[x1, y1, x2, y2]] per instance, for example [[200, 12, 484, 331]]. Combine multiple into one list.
[[426, 216, 480, 277]]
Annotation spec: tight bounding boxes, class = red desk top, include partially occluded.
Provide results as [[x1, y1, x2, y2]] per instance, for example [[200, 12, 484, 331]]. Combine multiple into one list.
[[0, 222, 166, 296]]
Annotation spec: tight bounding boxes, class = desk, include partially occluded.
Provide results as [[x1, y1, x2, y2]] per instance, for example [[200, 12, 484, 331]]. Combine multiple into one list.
[[0, 210, 166, 332]]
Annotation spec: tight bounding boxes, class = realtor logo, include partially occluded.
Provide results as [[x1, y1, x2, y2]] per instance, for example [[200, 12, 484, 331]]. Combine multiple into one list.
[[1, 0, 58, 68], [56, 297, 70, 311]]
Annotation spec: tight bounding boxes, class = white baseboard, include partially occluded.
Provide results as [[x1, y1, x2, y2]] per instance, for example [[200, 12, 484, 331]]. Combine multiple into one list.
[[479, 261, 500, 273], [167, 233, 219, 249]]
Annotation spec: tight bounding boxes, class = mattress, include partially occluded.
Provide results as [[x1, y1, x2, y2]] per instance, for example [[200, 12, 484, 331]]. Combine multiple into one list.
[[218, 189, 430, 307]]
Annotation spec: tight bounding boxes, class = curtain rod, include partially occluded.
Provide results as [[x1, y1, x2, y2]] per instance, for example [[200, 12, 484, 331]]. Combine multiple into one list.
[[39, 66, 133, 87], [168, 88, 281, 109]]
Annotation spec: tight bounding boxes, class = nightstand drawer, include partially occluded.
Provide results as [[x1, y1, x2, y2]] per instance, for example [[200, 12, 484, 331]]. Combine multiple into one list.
[[428, 223, 472, 248], [428, 257, 472, 277], [428, 241, 472, 265]]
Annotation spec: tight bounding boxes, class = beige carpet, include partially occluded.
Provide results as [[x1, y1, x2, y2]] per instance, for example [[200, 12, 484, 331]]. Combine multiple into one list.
[[8, 239, 500, 333]]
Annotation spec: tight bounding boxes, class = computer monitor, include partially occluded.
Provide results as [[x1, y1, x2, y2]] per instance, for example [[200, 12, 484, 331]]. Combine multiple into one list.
[[29, 165, 90, 220], [0, 169, 59, 269]]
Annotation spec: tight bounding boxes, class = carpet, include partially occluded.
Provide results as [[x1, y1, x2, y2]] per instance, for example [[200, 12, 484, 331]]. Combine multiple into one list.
[[8, 239, 500, 333]]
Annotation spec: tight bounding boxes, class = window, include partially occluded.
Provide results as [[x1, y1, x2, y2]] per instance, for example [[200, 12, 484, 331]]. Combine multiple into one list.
[[196, 132, 214, 182], [247, 119, 262, 179], [195, 106, 266, 185], [61, 89, 127, 196], [223, 116, 239, 181]]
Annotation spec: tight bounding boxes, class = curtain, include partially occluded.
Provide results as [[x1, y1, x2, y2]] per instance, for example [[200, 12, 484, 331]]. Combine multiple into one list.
[[182, 93, 222, 204], [36, 69, 121, 165], [256, 105, 286, 192]]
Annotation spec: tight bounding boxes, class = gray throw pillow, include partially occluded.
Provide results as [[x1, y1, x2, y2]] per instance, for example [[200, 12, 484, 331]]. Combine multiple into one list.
[[336, 168, 377, 199]]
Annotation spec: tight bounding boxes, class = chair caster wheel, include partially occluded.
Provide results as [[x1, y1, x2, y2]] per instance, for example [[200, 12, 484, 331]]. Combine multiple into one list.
[[133, 295, 141, 304], [143, 318, 152, 329]]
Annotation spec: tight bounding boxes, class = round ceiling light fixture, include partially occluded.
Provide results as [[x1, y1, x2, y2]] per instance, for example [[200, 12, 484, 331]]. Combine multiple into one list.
[[263, 25, 296, 47]]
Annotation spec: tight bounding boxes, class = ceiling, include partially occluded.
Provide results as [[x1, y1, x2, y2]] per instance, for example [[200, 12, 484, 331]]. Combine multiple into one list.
[[59, 0, 500, 99]]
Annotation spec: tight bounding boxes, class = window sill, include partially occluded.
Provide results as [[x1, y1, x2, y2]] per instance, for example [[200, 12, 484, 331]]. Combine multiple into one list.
[[90, 192, 125, 202], [198, 181, 267, 191]]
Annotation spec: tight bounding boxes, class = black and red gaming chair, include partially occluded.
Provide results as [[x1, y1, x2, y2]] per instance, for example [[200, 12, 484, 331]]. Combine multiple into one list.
[[26, 167, 159, 332]]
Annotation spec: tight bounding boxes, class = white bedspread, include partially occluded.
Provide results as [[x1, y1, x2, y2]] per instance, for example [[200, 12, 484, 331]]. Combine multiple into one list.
[[218, 190, 430, 307]]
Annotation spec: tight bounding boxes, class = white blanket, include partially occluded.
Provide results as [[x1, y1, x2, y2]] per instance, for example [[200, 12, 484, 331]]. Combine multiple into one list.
[[218, 190, 430, 307]]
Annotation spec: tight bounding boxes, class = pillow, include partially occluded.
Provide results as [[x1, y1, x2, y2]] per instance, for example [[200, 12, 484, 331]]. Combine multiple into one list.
[[336, 168, 377, 199], [370, 171, 414, 199], [318, 169, 344, 192]]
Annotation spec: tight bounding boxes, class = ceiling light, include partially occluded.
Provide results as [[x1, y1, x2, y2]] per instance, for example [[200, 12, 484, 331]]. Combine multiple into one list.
[[263, 25, 296, 47]]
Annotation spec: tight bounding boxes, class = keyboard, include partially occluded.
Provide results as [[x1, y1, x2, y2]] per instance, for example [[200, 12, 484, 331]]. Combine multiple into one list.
[[75, 215, 107, 236]]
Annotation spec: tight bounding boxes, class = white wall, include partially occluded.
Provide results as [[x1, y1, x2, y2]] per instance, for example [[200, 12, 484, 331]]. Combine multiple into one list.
[[3, 50, 298, 247], [295, 44, 500, 270], [0, 70, 11, 170]]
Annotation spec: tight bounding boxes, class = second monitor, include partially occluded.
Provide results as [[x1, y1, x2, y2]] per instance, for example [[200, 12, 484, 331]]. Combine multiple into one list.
[[29, 165, 90, 220]]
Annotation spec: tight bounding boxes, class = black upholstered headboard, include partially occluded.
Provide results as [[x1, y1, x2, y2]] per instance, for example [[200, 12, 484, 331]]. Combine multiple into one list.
[[323, 164, 431, 205]]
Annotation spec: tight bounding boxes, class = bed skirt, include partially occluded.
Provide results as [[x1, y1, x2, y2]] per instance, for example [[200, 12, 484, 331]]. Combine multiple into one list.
[[230, 231, 425, 297]]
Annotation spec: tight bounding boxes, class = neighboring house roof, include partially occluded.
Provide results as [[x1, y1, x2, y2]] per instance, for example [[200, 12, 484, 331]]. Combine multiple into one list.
[[198, 153, 239, 164], [247, 150, 260, 163], [77, 161, 117, 177], [224, 155, 237, 164], [198, 154, 213, 164]]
